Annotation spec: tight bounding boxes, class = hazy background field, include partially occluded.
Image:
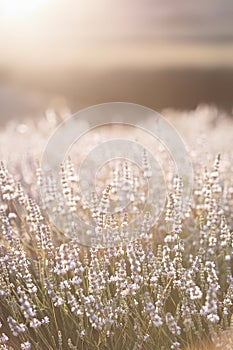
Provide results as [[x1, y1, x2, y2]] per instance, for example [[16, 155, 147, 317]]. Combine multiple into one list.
[[0, 0, 233, 125]]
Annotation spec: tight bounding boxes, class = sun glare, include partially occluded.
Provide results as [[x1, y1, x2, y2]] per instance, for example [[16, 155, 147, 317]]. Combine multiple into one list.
[[0, 0, 48, 19]]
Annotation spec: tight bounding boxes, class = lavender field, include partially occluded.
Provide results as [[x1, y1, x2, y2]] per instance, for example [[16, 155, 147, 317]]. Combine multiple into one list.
[[0, 106, 232, 349]]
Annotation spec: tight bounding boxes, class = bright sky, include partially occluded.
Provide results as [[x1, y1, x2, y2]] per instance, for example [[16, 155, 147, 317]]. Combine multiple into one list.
[[0, 0, 233, 72]]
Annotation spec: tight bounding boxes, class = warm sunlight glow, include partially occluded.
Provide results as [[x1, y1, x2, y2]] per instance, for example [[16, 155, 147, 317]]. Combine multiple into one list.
[[0, 0, 48, 19]]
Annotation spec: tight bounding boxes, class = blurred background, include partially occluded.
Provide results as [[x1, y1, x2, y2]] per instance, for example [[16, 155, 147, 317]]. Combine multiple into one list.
[[0, 0, 233, 125]]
